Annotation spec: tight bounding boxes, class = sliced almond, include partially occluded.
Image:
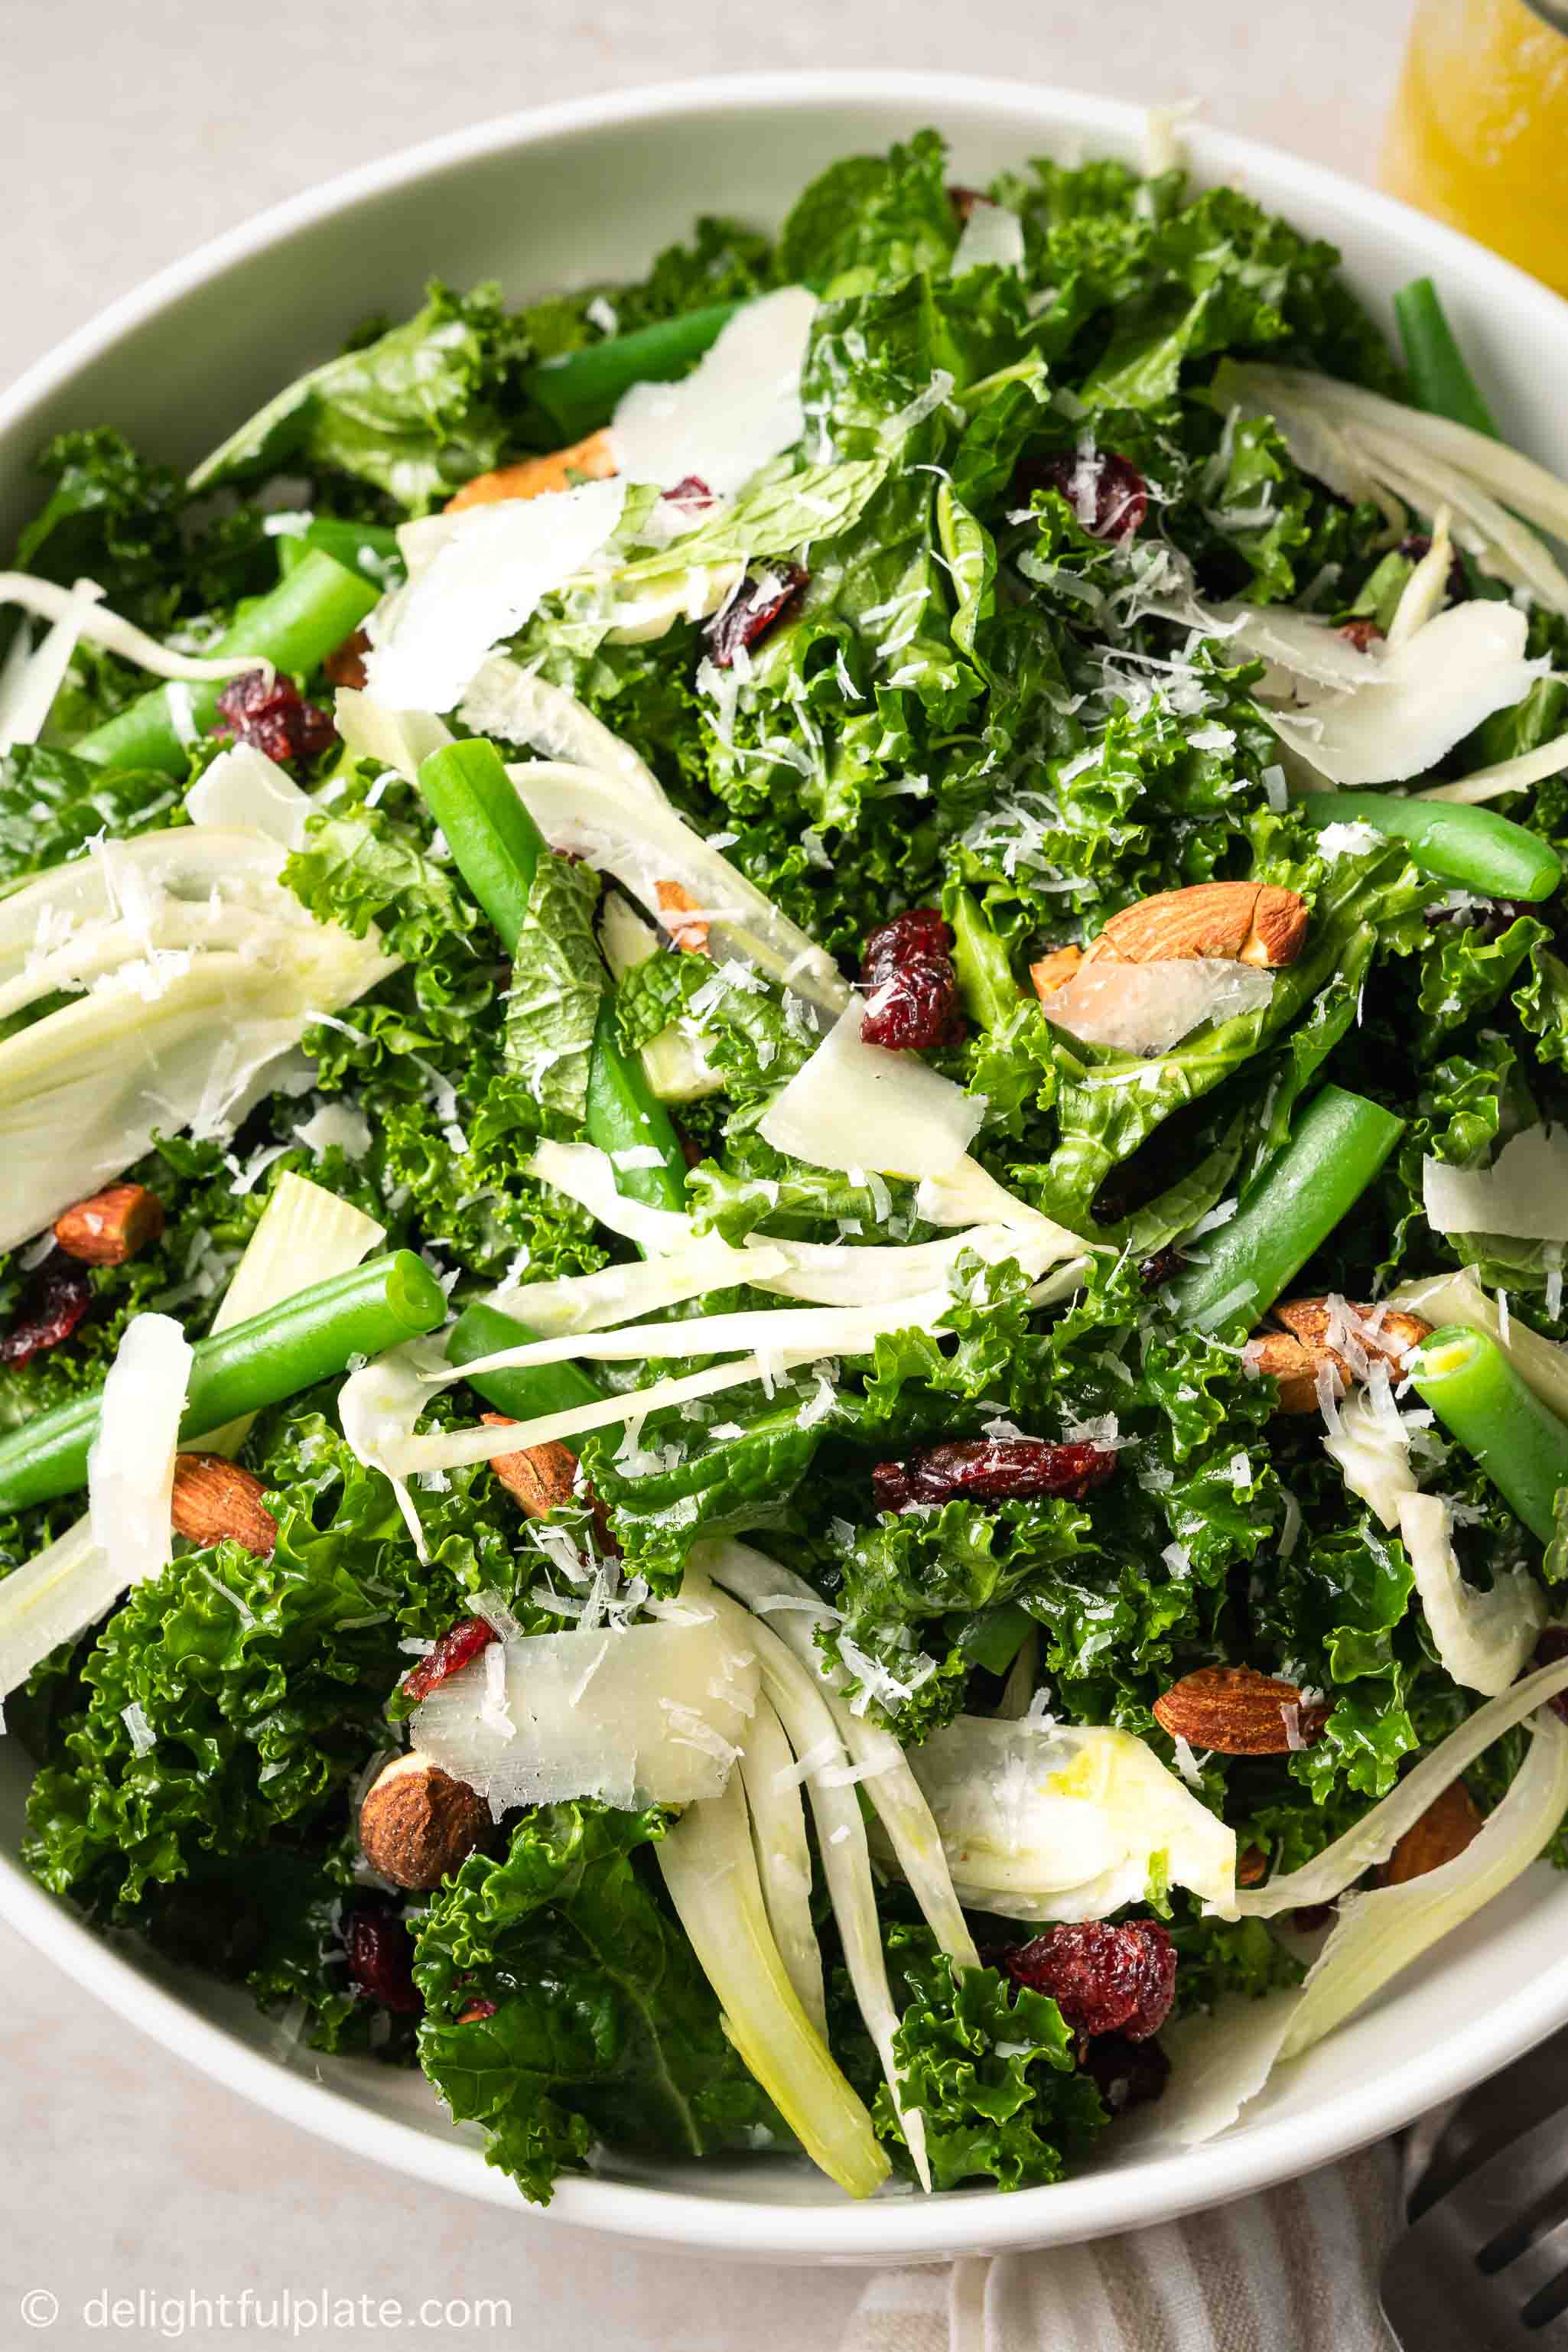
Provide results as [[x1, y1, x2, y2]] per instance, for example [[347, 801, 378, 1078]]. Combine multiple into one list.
[[54, 1182, 165, 1267], [1378, 1778, 1483, 1888], [445, 428, 618, 512], [170, 1453, 277, 1558], [1083, 881, 1308, 970], [1030, 944, 1083, 1000], [656, 878, 710, 954], [1247, 1299, 1432, 1415], [1153, 1664, 1332, 1755]]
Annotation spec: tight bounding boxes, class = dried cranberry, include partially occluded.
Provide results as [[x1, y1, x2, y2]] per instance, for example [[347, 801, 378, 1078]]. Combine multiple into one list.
[[213, 668, 336, 764], [1290, 1904, 1336, 1936], [1535, 1626, 1568, 1723], [704, 564, 808, 668], [1400, 532, 1469, 604], [344, 1899, 421, 2013], [1338, 617, 1384, 652], [1138, 1247, 1187, 1290], [873, 1436, 1117, 1512], [1002, 1921, 1176, 2041], [662, 475, 716, 511], [1017, 451, 1148, 543], [1077, 2028, 1171, 2114], [457, 1996, 498, 2025], [401, 1616, 498, 1706], [860, 907, 965, 1052], [0, 1258, 93, 1368]]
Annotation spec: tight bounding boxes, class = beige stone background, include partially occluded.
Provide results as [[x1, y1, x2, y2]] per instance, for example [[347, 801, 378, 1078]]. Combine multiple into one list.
[[1, 5, 1413, 2345]]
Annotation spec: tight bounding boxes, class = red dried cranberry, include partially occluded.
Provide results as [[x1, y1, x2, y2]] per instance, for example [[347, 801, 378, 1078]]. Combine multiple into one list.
[[1338, 618, 1384, 652], [860, 907, 965, 1052], [213, 668, 336, 764], [1400, 532, 1469, 604], [457, 1996, 498, 2025], [1290, 1904, 1337, 1936], [1077, 2028, 1171, 2114], [1535, 1626, 1568, 1723], [1003, 1921, 1176, 2041], [704, 564, 808, 668], [873, 1436, 1117, 1512], [344, 1899, 421, 2014], [1138, 1247, 1187, 1290], [0, 1258, 93, 1368], [1019, 451, 1148, 544], [662, 475, 716, 511], [401, 1616, 498, 1706]]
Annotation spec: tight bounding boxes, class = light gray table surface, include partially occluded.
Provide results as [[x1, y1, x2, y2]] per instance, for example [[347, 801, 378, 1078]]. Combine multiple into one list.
[[2, 5, 1413, 2345]]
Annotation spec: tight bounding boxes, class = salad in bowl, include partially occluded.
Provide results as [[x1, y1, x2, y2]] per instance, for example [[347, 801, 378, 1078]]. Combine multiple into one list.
[[5, 122, 1568, 2208]]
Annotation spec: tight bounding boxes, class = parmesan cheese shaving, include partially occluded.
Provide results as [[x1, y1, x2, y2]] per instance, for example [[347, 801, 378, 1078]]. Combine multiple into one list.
[[610, 286, 817, 496], [184, 743, 312, 845], [87, 1314, 193, 1592], [460, 656, 665, 802], [951, 200, 1026, 276], [1422, 1127, 1568, 1241], [1046, 958, 1274, 1056], [760, 1003, 984, 1179]]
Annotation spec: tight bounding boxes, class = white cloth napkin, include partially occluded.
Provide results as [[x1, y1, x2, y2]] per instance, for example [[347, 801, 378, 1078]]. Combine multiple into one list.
[[840, 2145, 1400, 2352]]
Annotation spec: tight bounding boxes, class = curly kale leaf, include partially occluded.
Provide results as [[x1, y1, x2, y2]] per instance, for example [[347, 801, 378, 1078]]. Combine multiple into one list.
[[414, 1804, 786, 2203], [0, 744, 182, 890]]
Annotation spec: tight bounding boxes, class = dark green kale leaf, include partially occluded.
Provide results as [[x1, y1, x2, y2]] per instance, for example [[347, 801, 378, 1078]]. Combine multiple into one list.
[[414, 1803, 786, 2204], [0, 744, 183, 890], [778, 129, 959, 292]]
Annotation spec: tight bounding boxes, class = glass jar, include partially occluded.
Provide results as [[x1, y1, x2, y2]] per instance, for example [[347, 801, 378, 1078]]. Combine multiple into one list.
[[1382, 0, 1568, 294]]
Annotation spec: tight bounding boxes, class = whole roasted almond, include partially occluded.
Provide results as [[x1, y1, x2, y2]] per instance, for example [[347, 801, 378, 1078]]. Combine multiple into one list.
[[1030, 944, 1084, 1000], [1249, 1297, 1432, 1415], [171, 1453, 277, 1557], [323, 629, 370, 690], [656, 878, 710, 953], [1378, 1778, 1482, 1888], [1083, 881, 1309, 970], [1237, 1843, 1268, 1888], [481, 1414, 619, 1550], [54, 1182, 165, 1267], [445, 427, 617, 512], [359, 1752, 490, 1891], [1153, 1665, 1332, 1755]]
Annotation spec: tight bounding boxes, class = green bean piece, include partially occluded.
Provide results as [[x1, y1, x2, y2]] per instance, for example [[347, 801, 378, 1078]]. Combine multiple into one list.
[[415, 739, 550, 952], [522, 302, 743, 441], [445, 1300, 603, 1422], [73, 551, 381, 776], [1168, 1085, 1405, 1333], [584, 997, 689, 1222], [1298, 789, 1562, 903], [1394, 278, 1501, 441], [276, 517, 404, 583], [1410, 1322, 1568, 1542], [0, 1252, 446, 1512], [949, 887, 1022, 1032]]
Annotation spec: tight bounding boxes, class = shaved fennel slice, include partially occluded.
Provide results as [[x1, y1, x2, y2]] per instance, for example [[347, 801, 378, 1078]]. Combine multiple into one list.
[[1225, 1652, 1568, 1918], [913, 1153, 1077, 1235], [1420, 729, 1568, 805], [1386, 506, 1454, 650], [87, 1313, 192, 1592], [755, 1222, 1080, 1306], [610, 286, 817, 497], [1423, 1127, 1568, 1241], [654, 1772, 890, 2199], [700, 1542, 979, 1973], [338, 1341, 447, 1554], [1397, 1491, 1544, 1696], [737, 1691, 828, 2036], [1264, 603, 1545, 786], [528, 1138, 695, 1255], [1165, 598, 1387, 695], [184, 744, 311, 845], [694, 1576, 928, 2188], [1046, 958, 1274, 1056], [0, 576, 102, 752], [507, 761, 851, 1017], [760, 1004, 984, 1179], [412, 1612, 757, 1812], [1322, 1382, 1418, 1532], [1391, 1268, 1568, 1423], [1278, 1712, 1568, 2064], [489, 1234, 787, 1339], [460, 656, 665, 802], [0, 1175, 381, 1696], [333, 690, 452, 779], [0, 571, 273, 686], [903, 1714, 1235, 1920]]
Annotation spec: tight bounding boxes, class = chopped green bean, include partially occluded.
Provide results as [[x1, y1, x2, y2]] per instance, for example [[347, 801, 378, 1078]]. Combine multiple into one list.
[[1410, 1322, 1568, 1543], [276, 517, 404, 583], [1298, 789, 1562, 903], [0, 1251, 446, 1511], [416, 739, 548, 951], [1168, 1085, 1405, 1332], [445, 1300, 603, 1421], [584, 996, 689, 1222], [1394, 278, 1501, 441], [74, 551, 381, 776], [522, 303, 742, 441]]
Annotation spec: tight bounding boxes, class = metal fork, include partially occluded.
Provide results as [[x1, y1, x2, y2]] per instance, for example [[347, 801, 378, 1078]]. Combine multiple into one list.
[[1383, 2028, 1568, 2347]]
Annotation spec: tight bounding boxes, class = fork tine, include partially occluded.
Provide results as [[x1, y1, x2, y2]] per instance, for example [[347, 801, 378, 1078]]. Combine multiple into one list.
[[1381, 2108, 1568, 2349], [1423, 2108, 1568, 2267], [1497, 2210, 1568, 2317]]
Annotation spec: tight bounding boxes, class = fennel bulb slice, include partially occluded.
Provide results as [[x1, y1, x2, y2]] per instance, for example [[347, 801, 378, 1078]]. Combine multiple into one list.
[[737, 1692, 828, 2037], [1397, 1490, 1544, 1696], [759, 1002, 985, 1180]]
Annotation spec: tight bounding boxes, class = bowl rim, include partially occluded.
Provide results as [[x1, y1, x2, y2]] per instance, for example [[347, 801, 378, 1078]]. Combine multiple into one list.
[[6, 65, 1568, 2263]]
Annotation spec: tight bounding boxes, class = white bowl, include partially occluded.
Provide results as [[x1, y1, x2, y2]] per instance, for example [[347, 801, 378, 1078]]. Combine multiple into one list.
[[5, 69, 1568, 2266]]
